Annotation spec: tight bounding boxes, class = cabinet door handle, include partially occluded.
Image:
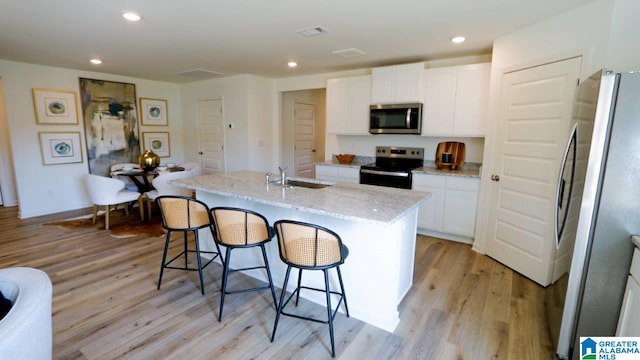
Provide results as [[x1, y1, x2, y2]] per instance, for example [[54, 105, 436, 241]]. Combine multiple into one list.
[[491, 174, 500, 181]]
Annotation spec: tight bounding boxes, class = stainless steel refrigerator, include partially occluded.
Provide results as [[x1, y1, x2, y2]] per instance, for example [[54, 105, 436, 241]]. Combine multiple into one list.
[[547, 69, 640, 359]]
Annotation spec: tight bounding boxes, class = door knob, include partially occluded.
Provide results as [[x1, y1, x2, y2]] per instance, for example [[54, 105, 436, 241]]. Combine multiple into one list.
[[198, 151, 203, 155], [491, 174, 500, 181]]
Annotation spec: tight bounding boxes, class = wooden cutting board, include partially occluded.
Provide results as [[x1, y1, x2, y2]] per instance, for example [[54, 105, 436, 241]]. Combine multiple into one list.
[[435, 142, 465, 170]]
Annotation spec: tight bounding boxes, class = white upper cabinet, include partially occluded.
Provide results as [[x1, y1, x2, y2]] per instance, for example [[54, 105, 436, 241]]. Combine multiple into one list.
[[422, 63, 490, 136], [371, 62, 425, 104], [326, 75, 371, 135]]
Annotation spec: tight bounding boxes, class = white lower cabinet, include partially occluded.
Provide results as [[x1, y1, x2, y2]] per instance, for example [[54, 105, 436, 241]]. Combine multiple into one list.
[[617, 247, 640, 336], [316, 164, 338, 182], [413, 174, 479, 241], [315, 164, 359, 184], [413, 175, 445, 231]]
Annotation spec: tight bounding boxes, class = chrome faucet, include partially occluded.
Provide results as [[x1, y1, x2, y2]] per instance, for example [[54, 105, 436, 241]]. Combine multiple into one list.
[[278, 166, 288, 186], [265, 171, 272, 184]]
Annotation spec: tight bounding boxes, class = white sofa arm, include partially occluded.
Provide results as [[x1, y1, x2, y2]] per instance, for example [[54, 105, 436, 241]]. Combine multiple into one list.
[[0, 267, 53, 360]]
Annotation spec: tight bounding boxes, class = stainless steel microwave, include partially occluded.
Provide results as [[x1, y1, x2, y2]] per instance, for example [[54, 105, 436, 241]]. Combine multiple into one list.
[[369, 103, 422, 134]]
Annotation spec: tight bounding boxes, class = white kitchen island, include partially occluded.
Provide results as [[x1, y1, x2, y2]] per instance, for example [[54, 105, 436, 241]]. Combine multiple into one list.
[[173, 171, 430, 332]]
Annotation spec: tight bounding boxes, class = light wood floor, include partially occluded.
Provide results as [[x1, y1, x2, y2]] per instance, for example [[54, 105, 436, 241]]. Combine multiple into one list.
[[0, 205, 554, 359]]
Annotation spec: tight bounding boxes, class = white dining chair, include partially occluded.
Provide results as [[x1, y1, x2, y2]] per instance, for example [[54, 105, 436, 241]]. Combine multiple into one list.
[[84, 174, 144, 230], [144, 170, 194, 219], [85, 174, 144, 230], [179, 162, 201, 176]]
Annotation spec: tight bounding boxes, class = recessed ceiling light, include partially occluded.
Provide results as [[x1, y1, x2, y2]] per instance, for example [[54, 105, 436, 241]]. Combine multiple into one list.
[[122, 11, 141, 22], [287, 61, 298, 68], [451, 36, 466, 44], [90, 59, 102, 65]]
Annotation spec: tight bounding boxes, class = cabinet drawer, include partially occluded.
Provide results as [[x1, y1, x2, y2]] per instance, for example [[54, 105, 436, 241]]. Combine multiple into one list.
[[412, 173, 446, 187], [446, 176, 480, 191], [337, 167, 360, 183], [631, 247, 640, 279], [315, 165, 338, 181]]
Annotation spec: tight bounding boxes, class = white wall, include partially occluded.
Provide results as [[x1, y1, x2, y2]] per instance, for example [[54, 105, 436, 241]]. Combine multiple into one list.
[[247, 76, 276, 172], [0, 78, 17, 206], [180, 74, 275, 173], [606, 0, 640, 72], [0, 59, 181, 218], [474, 0, 622, 253]]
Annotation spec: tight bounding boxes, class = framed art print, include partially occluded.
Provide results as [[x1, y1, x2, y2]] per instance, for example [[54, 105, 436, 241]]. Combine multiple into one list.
[[139, 98, 168, 126], [79, 78, 140, 176], [39, 132, 83, 165], [142, 131, 170, 157], [32, 88, 79, 124]]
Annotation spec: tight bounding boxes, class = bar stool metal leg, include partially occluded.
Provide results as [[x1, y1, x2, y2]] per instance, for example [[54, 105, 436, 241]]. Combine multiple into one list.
[[260, 244, 279, 309], [295, 268, 303, 306], [271, 265, 292, 342], [336, 266, 350, 316], [218, 247, 232, 322], [193, 230, 205, 296], [157, 230, 172, 290], [324, 269, 335, 357]]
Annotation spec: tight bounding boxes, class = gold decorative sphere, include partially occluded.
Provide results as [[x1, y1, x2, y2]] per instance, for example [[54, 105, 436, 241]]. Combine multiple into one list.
[[139, 149, 160, 171]]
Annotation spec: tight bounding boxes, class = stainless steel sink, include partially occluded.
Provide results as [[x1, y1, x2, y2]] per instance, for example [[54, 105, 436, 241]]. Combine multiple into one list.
[[286, 179, 334, 189]]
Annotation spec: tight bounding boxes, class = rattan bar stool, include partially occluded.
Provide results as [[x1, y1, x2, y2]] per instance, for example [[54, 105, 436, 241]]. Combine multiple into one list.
[[209, 207, 278, 321], [156, 195, 224, 295], [270, 220, 350, 358]]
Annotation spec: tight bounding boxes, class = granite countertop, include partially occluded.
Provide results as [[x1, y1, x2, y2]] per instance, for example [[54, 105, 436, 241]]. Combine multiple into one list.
[[317, 155, 374, 169], [413, 164, 481, 178], [172, 171, 430, 225], [317, 160, 371, 169]]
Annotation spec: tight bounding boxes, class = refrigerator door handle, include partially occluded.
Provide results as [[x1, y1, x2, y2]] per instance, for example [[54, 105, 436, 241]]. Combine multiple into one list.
[[555, 123, 578, 249]]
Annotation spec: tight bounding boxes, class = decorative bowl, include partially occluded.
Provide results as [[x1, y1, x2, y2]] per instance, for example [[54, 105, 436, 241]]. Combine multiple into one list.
[[335, 153, 356, 164]]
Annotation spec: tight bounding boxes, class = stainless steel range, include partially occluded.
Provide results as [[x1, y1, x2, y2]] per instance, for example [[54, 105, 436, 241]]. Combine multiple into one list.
[[359, 146, 424, 189]]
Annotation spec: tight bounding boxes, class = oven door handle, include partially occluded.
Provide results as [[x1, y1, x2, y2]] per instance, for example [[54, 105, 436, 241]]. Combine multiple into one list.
[[360, 169, 410, 177]]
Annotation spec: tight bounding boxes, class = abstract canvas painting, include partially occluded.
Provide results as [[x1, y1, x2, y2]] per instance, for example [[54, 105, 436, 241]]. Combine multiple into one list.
[[79, 78, 140, 176]]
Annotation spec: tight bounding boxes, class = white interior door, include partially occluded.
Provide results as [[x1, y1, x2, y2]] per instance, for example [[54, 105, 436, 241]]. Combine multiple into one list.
[[197, 98, 225, 174], [293, 102, 316, 178], [485, 57, 581, 286]]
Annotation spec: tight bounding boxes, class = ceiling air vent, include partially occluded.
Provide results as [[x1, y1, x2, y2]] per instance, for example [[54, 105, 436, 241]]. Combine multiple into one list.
[[296, 26, 329, 37], [176, 69, 224, 79], [332, 48, 366, 58]]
